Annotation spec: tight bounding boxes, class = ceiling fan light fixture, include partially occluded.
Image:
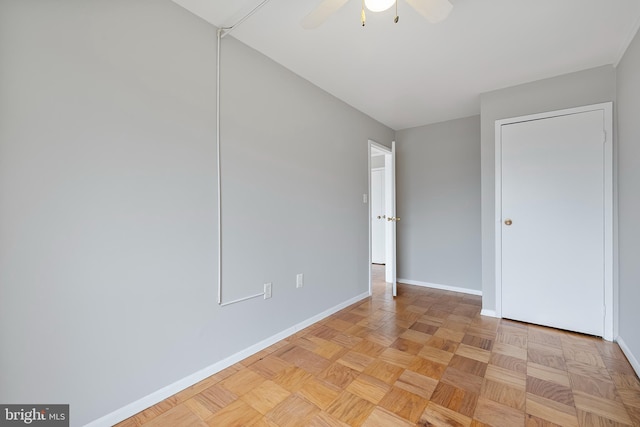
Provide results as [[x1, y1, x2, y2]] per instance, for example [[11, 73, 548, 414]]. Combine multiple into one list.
[[364, 0, 395, 12]]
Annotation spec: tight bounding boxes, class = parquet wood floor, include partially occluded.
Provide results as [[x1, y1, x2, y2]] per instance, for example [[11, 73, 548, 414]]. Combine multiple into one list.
[[116, 266, 640, 426]]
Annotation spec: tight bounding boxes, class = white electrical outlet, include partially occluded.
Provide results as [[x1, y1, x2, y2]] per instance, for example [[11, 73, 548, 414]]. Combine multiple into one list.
[[296, 273, 304, 288], [264, 282, 272, 299]]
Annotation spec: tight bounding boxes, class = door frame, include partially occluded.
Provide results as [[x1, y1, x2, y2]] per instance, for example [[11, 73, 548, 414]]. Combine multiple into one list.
[[494, 102, 614, 340], [368, 140, 396, 296]]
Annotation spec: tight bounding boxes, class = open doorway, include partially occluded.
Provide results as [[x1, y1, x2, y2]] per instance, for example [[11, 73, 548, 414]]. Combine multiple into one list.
[[368, 140, 397, 296], [371, 154, 386, 265]]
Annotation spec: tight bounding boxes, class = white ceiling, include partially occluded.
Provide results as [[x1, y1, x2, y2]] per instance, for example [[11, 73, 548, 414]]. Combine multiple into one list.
[[171, 0, 640, 130]]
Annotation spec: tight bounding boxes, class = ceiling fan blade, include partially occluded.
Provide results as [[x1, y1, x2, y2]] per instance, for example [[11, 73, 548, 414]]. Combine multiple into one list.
[[301, 0, 351, 29], [405, 0, 453, 23]]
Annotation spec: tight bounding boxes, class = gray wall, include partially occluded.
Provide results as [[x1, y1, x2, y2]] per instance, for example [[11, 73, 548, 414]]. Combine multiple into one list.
[[616, 30, 640, 366], [479, 66, 616, 311], [0, 1, 394, 425], [396, 116, 481, 291]]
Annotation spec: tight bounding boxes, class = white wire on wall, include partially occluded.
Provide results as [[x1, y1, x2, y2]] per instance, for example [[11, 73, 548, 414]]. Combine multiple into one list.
[[216, 0, 274, 306]]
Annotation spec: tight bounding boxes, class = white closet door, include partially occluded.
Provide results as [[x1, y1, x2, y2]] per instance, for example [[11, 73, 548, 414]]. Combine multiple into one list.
[[501, 109, 605, 336]]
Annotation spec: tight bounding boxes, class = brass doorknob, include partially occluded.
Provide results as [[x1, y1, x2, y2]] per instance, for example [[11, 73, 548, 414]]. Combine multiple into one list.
[[387, 217, 401, 222], [504, 219, 512, 226]]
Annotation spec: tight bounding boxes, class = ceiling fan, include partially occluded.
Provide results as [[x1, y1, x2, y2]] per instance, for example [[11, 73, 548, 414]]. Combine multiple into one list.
[[301, 0, 453, 29]]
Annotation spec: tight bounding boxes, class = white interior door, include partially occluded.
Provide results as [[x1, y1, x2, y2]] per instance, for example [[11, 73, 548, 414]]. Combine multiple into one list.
[[500, 110, 605, 336], [387, 141, 397, 297], [371, 169, 386, 264]]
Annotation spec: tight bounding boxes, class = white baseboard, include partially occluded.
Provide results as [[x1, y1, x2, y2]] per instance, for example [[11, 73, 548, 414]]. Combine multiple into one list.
[[397, 278, 482, 296], [85, 292, 370, 427], [616, 335, 640, 377], [480, 309, 498, 318]]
